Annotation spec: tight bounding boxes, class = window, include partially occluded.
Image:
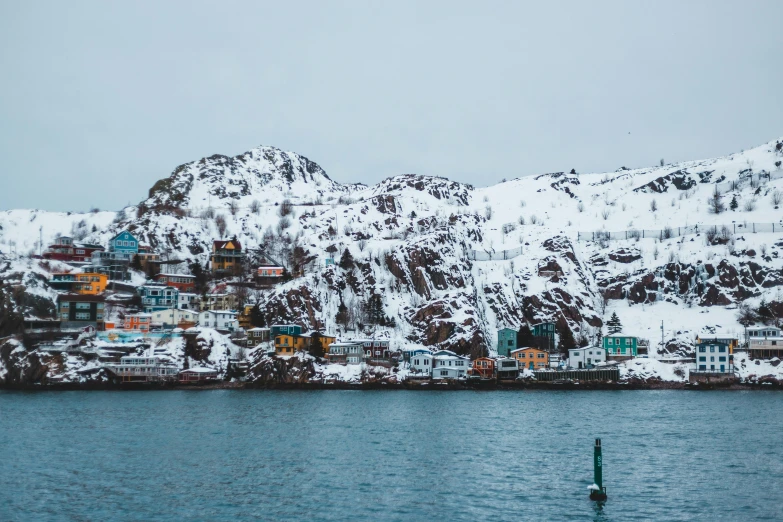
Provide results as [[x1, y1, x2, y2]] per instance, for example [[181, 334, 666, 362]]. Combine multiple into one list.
[[76, 303, 91, 310], [75, 312, 90, 320], [719, 346, 726, 353], [719, 356, 726, 362], [699, 365, 706, 370], [537, 353, 545, 359], [698, 346, 706, 352], [508, 340, 513, 346], [710, 346, 715, 353], [710, 356, 715, 362], [61, 302, 70, 309], [699, 356, 706, 362]]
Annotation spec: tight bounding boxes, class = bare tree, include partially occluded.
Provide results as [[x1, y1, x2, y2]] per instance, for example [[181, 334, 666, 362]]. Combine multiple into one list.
[[771, 190, 782, 206], [358, 239, 368, 252], [708, 186, 725, 214], [249, 200, 261, 214], [577, 202, 585, 213], [227, 200, 239, 216], [649, 199, 658, 213], [279, 199, 294, 217], [601, 208, 610, 220], [214, 214, 228, 236], [484, 205, 493, 220]]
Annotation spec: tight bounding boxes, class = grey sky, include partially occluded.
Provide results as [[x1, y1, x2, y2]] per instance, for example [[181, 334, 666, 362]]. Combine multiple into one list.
[[2, 0, 782, 212]]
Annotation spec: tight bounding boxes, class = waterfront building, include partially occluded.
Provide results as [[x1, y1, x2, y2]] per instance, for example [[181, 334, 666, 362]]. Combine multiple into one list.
[[695, 340, 731, 372], [568, 347, 606, 369], [496, 328, 517, 357], [511, 347, 549, 369]]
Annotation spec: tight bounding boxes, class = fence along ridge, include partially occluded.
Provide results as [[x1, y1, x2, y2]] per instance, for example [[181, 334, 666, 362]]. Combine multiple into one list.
[[577, 221, 781, 242]]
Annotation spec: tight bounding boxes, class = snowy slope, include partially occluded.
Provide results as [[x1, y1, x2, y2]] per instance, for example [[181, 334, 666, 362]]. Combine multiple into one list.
[[1, 138, 782, 360]]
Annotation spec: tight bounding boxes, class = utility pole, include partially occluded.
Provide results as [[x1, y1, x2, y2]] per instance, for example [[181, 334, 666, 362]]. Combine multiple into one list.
[[39, 226, 43, 256], [661, 320, 665, 354]]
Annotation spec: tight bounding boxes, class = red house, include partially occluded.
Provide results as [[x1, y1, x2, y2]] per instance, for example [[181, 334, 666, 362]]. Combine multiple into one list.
[[43, 236, 104, 264], [155, 273, 196, 292], [469, 357, 496, 379]]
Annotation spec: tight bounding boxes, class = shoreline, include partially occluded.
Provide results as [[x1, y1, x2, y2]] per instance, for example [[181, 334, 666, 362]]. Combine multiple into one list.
[[1, 380, 781, 392]]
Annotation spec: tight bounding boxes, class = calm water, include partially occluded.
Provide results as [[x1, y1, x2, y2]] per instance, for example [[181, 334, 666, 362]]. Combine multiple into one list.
[[1, 390, 782, 522]]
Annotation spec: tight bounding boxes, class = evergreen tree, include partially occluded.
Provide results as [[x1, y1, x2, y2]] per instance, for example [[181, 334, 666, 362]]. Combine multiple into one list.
[[557, 325, 576, 352], [335, 300, 349, 328], [606, 312, 622, 334], [730, 195, 738, 211], [363, 293, 385, 325], [189, 262, 209, 296], [250, 304, 266, 328], [339, 248, 354, 270], [130, 254, 142, 271], [308, 333, 325, 359], [517, 324, 535, 347]]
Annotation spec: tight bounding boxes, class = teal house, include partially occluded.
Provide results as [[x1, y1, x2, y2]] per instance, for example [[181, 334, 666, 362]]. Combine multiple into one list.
[[271, 324, 303, 337], [532, 322, 556, 350], [603, 333, 638, 357], [109, 230, 140, 258], [497, 328, 517, 357]]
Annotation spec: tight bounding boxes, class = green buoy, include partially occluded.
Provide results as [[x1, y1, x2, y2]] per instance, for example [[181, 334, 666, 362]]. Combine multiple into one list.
[[588, 438, 608, 501]]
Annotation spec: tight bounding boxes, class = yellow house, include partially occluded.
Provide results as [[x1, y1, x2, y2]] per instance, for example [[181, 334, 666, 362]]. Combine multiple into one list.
[[238, 304, 254, 330], [211, 239, 244, 276], [275, 334, 309, 355], [50, 272, 108, 295], [511, 347, 549, 369]]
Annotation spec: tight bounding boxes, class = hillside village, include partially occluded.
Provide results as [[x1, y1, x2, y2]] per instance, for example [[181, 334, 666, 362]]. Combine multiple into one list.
[[1, 138, 783, 387]]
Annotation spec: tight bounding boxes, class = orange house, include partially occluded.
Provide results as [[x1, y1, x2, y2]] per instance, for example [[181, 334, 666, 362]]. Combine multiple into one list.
[[124, 314, 151, 332], [511, 347, 549, 369], [469, 357, 496, 379], [257, 266, 284, 277]]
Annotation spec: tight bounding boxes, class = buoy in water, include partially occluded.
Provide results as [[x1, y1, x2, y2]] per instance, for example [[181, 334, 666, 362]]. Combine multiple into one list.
[[588, 438, 608, 501]]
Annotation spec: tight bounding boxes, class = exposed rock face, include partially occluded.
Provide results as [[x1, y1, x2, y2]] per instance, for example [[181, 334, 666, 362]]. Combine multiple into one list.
[[633, 169, 713, 193]]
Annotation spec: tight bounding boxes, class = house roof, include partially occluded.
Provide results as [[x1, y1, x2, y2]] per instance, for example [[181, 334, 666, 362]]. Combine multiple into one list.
[[180, 367, 217, 374], [510, 346, 544, 354], [110, 230, 138, 242], [247, 327, 270, 332], [56, 293, 105, 303], [605, 333, 637, 338], [157, 273, 195, 279], [213, 239, 242, 250]]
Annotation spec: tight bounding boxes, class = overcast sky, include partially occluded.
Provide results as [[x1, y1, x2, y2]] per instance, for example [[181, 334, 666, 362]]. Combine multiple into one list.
[[1, 1, 782, 212]]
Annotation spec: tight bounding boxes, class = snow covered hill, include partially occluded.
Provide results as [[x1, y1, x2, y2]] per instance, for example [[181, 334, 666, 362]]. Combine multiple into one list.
[[2, 138, 782, 359]]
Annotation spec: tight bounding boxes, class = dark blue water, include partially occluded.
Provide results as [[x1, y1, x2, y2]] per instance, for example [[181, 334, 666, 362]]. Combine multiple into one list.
[[1, 390, 782, 521]]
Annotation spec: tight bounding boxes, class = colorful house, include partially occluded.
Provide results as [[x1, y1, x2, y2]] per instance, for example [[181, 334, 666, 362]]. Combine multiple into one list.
[[532, 322, 556, 351], [43, 236, 104, 264], [511, 347, 549, 369], [275, 334, 309, 355], [50, 272, 108, 295], [496, 358, 519, 379], [257, 266, 284, 278], [154, 273, 195, 293], [497, 328, 517, 357], [310, 333, 337, 354], [124, 314, 152, 332], [57, 294, 105, 329], [603, 333, 638, 359], [271, 324, 303, 337], [108, 230, 140, 258], [695, 340, 732, 372], [199, 293, 237, 312], [469, 357, 496, 379], [138, 284, 180, 313], [150, 309, 198, 329], [210, 239, 244, 276]]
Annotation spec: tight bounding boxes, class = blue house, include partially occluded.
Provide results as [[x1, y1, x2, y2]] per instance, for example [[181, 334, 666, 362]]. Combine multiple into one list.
[[138, 284, 179, 313], [109, 230, 140, 258], [271, 324, 303, 337], [497, 328, 518, 357]]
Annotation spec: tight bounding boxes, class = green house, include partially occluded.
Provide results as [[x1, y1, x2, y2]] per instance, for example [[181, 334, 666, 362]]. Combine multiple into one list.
[[532, 322, 556, 351], [497, 328, 517, 357], [603, 334, 638, 357]]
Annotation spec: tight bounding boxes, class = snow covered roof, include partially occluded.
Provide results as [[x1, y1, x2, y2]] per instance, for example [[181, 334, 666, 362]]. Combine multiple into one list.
[[180, 367, 217, 374], [605, 333, 637, 338], [247, 327, 270, 332]]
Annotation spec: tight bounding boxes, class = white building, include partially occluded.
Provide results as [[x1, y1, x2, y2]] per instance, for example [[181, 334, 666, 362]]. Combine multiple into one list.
[[432, 350, 469, 378], [178, 293, 198, 310], [410, 353, 434, 376], [150, 308, 198, 329], [568, 347, 606, 369], [327, 342, 365, 364], [198, 310, 239, 331]]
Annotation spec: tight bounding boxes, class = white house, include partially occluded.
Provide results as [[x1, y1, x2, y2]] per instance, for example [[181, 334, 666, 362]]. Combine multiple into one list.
[[178, 293, 198, 310], [432, 350, 469, 378], [198, 310, 239, 331], [151, 308, 198, 329], [568, 347, 606, 369], [410, 353, 434, 376], [432, 366, 462, 380], [327, 342, 364, 365]]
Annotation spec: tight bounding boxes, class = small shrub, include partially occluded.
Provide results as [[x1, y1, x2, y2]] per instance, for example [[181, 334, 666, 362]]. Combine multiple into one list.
[[279, 199, 294, 217], [743, 199, 756, 212], [530, 215, 538, 225], [277, 216, 291, 233], [662, 226, 673, 240], [518, 216, 526, 225], [577, 202, 585, 212], [484, 205, 493, 220], [772, 190, 782, 206], [228, 200, 239, 216], [650, 199, 658, 212], [249, 200, 261, 214], [601, 209, 610, 220], [520, 200, 526, 208]]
